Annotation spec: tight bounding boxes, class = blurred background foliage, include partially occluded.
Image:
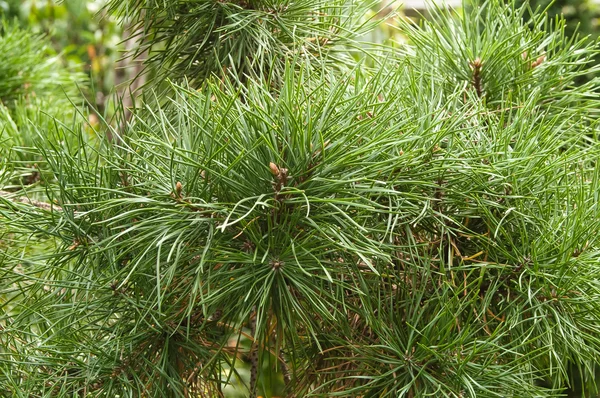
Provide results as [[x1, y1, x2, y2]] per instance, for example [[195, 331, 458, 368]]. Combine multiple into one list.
[[0, 0, 124, 114], [514, 0, 599, 39]]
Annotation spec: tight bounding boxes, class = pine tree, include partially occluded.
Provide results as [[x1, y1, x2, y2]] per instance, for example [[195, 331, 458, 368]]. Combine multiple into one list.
[[1, 1, 600, 397]]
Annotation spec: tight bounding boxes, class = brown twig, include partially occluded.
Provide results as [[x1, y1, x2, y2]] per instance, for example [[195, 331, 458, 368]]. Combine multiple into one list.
[[269, 162, 289, 202], [248, 306, 259, 398], [470, 58, 483, 98], [0, 190, 62, 211]]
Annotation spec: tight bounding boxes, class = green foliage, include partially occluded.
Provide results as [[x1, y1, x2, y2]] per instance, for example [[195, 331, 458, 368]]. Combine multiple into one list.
[[105, 0, 379, 86], [405, 3, 600, 120], [0, 20, 89, 287], [1, 1, 600, 397], [514, 0, 598, 39], [0, 22, 88, 193], [0, 22, 81, 108], [513, 0, 600, 84], [2, 0, 124, 113]]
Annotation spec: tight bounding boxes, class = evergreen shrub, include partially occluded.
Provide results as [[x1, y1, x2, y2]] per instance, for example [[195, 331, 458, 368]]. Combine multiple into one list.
[[1, 1, 600, 397]]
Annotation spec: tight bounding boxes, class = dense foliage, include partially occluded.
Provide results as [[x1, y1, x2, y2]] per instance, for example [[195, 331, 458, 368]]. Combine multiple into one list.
[[1, 1, 600, 397], [105, 0, 379, 86], [513, 0, 599, 84], [0, 22, 86, 196]]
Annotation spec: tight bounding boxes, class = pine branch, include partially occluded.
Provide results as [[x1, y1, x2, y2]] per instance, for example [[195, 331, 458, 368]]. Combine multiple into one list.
[[103, 0, 380, 87]]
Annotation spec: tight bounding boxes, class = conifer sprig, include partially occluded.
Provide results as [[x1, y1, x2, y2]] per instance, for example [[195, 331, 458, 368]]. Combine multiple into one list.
[[105, 0, 380, 87]]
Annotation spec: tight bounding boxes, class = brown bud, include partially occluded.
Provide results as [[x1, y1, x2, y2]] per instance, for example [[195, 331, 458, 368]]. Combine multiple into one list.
[[68, 240, 80, 251], [470, 58, 482, 69], [269, 162, 280, 176], [270, 259, 284, 270], [532, 55, 546, 68], [175, 181, 182, 197]]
